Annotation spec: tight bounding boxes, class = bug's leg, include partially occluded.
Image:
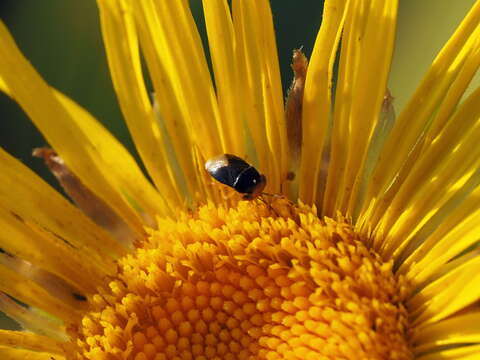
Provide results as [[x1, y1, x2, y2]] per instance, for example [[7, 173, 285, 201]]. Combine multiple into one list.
[[258, 193, 300, 223], [261, 192, 295, 206], [256, 195, 280, 217]]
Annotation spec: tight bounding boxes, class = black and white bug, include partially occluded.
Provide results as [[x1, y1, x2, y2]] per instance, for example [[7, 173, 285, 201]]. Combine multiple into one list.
[[205, 154, 266, 200]]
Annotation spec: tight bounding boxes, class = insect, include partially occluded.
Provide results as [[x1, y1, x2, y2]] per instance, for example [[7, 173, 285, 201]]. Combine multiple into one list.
[[205, 154, 266, 200]]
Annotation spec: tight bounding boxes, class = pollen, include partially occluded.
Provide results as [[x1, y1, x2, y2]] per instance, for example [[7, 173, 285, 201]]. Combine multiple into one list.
[[67, 199, 412, 359]]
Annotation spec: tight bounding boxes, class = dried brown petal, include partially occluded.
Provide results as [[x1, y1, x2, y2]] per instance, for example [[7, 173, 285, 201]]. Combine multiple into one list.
[[33, 148, 136, 248], [285, 49, 308, 179]]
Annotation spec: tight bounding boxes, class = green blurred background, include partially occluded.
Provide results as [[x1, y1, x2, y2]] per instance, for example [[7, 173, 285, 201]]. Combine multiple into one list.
[[0, 0, 477, 330]]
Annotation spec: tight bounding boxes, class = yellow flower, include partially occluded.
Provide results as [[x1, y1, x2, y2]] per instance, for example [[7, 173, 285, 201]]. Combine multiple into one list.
[[1, 0, 480, 359]]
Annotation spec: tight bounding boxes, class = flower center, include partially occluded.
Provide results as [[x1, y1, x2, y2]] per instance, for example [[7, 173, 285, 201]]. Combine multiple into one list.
[[67, 199, 412, 360]]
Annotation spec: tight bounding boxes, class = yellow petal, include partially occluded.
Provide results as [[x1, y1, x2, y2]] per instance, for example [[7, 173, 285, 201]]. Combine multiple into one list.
[[374, 87, 480, 255], [408, 254, 480, 327], [353, 90, 396, 223], [129, 0, 221, 203], [202, 0, 246, 157], [0, 20, 167, 235], [0, 264, 79, 323], [411, 311, 480, 354], [132, 0, 222, 159], [0, 293, 64, 340], [232, 0, 286, 193], [96, 0, 183, 209], [323, 0, 399, 217], [426, 31, 480, 141], [0, 148, 121, 280], [0, 76, 9, 94], [0, 205, 108, 295], [416, 344, 480, 360], [359, 1, 480, 230], [0, 346, 65, 360], [0, 330, 64, 355], [399, 186, 480, 284], [299, 0, 348, 204], [255, 0, 288, 179]]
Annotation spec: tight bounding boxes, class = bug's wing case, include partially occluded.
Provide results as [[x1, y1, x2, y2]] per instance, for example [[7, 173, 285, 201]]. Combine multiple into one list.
[[205, 154, 250, 188], [222, 154, 250, 168]]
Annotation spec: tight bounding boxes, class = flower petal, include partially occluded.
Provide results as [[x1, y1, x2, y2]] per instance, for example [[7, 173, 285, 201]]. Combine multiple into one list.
[[203, 0, 246, 157], [359, 1, 480, 229], [0, 76, 9, 94], [255, 0, 288, 179], [203, 0, 289, 182], [408, 254, 480, 327], [0, 293, 65, 340], [416, 344, 480, 360], [299, 0, 348, 204], [129, 0, 222, 202], [411, 310, 480, 354], [0, 264, 80, 323], [0, 206, 106, 295], [132, 0, 222, 158], [285, 49, 309, 199], [427, 33, 480, 141], [0, 330, 64, 355], [0, 346, 65, 360], [323, 0, 399, 216], [401, 196, 480, 285], [0, 21, 167, 235], [96, 0, 184, 209], [232, 0, 286, 193], [0, 148, 121, 282], [33, 148, 137, 248], [374, 87, 480, 255]]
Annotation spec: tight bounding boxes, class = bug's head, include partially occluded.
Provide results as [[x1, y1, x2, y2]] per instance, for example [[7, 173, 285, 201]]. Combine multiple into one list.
[[242, 174, 266, 200]]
